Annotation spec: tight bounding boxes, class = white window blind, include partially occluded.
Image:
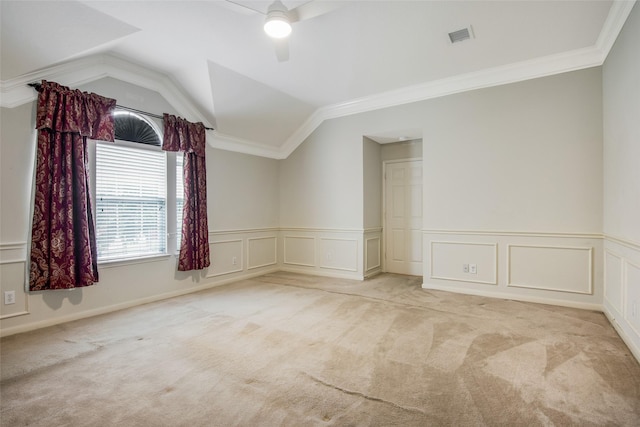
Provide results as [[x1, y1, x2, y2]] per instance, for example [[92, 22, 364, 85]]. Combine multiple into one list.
[[96, 142, 167, 262], [176, 153, 184, 249]]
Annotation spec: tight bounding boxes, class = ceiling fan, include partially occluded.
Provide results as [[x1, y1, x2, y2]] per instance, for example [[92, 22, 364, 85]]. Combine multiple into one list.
[[223, 0, 342, 62]]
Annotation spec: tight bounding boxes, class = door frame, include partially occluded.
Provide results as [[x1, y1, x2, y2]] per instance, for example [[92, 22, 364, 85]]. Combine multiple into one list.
[[381, 158, 423, 273]]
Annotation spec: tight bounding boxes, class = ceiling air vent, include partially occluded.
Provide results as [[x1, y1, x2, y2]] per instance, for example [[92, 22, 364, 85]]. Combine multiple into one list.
[[448, 26, 474, 44]]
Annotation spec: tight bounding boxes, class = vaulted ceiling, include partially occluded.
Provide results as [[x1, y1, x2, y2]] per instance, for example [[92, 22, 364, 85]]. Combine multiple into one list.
[[0, 1, 635, 158]]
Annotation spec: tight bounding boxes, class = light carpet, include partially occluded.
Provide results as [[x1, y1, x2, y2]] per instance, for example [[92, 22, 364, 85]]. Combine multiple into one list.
[[1, 272, 639, 426]]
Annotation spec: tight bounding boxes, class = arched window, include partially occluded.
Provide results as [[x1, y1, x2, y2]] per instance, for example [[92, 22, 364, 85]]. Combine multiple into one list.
[[94, 109, 180, 262], [114, 110, 162, 146]]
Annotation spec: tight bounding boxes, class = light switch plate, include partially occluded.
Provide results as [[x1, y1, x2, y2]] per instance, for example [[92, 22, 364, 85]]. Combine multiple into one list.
[[4, 290, 16, 305]]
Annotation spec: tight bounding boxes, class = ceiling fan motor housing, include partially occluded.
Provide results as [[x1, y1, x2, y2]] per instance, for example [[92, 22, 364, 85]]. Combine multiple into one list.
[[264, 1, 292, 38]]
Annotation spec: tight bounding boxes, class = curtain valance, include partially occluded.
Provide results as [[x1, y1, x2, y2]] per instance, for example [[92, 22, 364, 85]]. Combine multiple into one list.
[[36, 80, 116, 141], [162, 113, 206, 157]]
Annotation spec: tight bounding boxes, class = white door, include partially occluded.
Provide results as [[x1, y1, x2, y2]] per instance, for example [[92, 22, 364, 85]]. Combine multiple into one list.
[[384, 160, 423, 275]]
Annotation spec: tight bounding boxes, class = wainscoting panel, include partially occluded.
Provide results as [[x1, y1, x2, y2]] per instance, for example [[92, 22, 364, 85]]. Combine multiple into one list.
[[283, 236, 316, 267], [626, 261, 640, 337], [508, 245, 593, 294], [279, 229, 369, 280], [423, 231, 603, 311], [430, 241, 497, 285], [605, 250, 624, 314], [247, 236, 277, 270], [0, 242, 27, 264], [602, 235, 640, 364], [207, 230, 280, 278], [319, 238, 358, 272], [0, 242, 29, 319], [0, 261, 29, 319], [365, 237, 381, 274], [207, 239, 243, 278]]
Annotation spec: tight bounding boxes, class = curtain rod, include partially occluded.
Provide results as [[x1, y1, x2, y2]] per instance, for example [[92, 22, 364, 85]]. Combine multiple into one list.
[[27, 83, 214, 131]]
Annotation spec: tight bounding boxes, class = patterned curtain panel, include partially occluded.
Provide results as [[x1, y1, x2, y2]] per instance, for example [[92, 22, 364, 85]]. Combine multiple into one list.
[[162, 113, 210, 271], [29, 81, 116, 291]]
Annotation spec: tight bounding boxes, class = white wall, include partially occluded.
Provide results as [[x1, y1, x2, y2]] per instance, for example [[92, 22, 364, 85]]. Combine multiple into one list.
[[603, 4, 640, 243], [602, 3, 640, 361], [282, 68, 602, 232], [277, 130, 371, 281], [0, 102, 38, 325], [279, 121, 364, 230], [422, 70, 602, 233], [278, 107, 431, 278], [280, 67, 604, 307], [363, 137, 382, 230], [0, 102, 35, 245], [422, 69, 604, 309], [363, 137, 382, 277], [278, 119, 371, 279], [209, 149, 279, 231], [0, 78, 280, 335]]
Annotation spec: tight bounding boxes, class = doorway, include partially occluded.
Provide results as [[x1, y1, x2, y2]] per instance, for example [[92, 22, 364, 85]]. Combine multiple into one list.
[[384, 160, 423, 275]]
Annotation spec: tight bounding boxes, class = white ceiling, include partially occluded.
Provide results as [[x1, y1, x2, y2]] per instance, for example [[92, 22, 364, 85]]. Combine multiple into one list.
[[0, 0, 634, 157]]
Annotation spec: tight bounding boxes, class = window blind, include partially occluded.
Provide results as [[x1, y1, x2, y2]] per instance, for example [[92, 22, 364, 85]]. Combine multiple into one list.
[[96, 142, 167, 262]]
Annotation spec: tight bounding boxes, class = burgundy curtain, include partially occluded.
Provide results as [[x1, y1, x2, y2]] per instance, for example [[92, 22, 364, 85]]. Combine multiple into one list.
[[29, 81, 116, 291], [163, 113, 210, 271]]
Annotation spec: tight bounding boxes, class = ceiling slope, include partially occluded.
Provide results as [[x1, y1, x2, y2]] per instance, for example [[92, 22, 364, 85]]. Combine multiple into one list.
[[208, 61, 316, 147], [0, 0, 636, 159]]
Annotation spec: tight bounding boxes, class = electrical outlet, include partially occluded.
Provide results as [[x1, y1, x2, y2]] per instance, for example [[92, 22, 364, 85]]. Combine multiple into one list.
[[4, 291, 16, 305], [470, 264, 477, 274], [327, 252, 333, 261], [463, 264, 469, 273], [232, 257, 237, 266]]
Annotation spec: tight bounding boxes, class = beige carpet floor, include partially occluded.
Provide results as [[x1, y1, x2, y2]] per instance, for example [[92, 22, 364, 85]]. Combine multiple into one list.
[[1, 272, 640, 426]]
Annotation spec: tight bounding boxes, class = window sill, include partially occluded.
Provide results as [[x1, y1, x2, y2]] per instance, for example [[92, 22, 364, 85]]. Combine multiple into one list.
[[98, 254, 172, 269]]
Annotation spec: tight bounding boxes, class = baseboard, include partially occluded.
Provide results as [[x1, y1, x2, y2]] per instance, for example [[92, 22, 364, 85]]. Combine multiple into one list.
[[364, 267, 382, 279], [280, 266, 364, 281], [0, 267, 279, 338], [422, 281, 602, 312]]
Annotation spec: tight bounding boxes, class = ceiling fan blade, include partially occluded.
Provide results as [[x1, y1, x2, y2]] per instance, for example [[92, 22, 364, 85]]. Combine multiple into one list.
[[221, 0, 263, 15], [290, 0, 342, 23], [273, 38, 290, 62]]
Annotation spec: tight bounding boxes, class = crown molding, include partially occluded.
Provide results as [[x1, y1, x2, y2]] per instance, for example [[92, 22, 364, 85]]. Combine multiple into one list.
[[0, 55, 105, 108], [596, 0, 637, 57], [279, 0, 635, 158], [209, 131, 284, 159], [0, 54, 213, 128], [1, 1, 634, 160], [280, 0, 635, 158], [281, 46, 603, 158]]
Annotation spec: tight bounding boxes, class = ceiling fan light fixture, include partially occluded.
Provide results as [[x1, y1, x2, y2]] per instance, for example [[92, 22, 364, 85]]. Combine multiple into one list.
[[264, 14, 291, 38], [264, 1, 292, 38]]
